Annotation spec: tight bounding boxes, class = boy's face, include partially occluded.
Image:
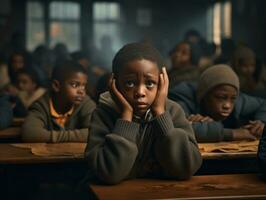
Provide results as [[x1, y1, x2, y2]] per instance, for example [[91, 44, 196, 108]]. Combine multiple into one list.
[[12, 55, 24, 72], [238, 59, 256, 77], [171, 43, 191, 68], [202, 84, 237, 121], [17, 73, 36, 93], [117, 59, 159, 117], [57, 72, 87, 106]]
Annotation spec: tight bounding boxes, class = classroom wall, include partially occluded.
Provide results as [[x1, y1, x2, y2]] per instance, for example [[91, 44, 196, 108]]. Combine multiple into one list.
[[231, 0, 266, 59], [0, 0, 266, 60]]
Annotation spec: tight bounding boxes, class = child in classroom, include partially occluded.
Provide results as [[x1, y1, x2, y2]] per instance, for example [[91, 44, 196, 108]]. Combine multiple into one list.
[[16, 68, 46, 108], [21, 60, 96, 142], [84, 42, 202, 184], [0, 94, 13, 129], [169, 64, 266, 143], [231, 46, 266, 97], [168, 41, 199, 88]]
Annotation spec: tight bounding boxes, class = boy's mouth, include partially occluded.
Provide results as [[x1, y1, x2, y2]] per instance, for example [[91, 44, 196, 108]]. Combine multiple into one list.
[[75, 96, 84, 102], [220, 111, 231, 117]]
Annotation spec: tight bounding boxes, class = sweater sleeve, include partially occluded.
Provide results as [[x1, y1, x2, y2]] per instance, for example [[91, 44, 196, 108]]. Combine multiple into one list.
[[153, 102, 202, 180], [22, 98, 96, 143], [237, 93, 266, 123], [84, 107, 139, 184], [192, 122, 233, 142]]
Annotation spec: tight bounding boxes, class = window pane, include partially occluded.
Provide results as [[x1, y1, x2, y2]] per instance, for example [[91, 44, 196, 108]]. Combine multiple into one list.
[[50, 22, 80, 52], [26, 2, 45, 51], [136, 8, 152, 26], [93, 2, 120, 20], [27, 21, 45, 51], [27, 1, 43, 19], [50, 1, 80, 20], [94, 23, 121, 51]]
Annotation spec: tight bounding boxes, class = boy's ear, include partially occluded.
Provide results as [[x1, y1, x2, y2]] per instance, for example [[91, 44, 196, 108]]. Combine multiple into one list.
[[52, 80, 61, 92]]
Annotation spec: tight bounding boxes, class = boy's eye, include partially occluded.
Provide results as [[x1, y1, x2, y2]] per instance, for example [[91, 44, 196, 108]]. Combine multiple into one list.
[[214, 95, 227, 100], [146, 80, 156, 88], [125, 81, 135, 88], [231, 96, 237, 101], [70, 82, 78, 88]]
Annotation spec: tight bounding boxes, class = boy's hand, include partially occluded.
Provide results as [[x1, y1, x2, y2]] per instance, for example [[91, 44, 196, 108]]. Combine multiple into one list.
[[232, 128, 257, 141], [242, 120, 264, 138], [187, 114, 214, 122], [109, 74, 133, 121], [151, 67, 169, 116]]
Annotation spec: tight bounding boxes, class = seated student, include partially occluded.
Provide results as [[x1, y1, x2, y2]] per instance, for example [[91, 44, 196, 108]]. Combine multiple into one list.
[[0, 94, 13, 129], [168, 41, 200, 88], [22, 60, 96, 143], [231, 46, 266, 95], [84, 43, 202, 185], [258, 128, 266, 176], [169, 64, 266, 143], [16, 68, 46, 108]]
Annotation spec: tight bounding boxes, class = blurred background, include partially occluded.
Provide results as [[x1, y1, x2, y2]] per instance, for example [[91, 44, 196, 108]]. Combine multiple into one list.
[[1, 0, 266, 102]]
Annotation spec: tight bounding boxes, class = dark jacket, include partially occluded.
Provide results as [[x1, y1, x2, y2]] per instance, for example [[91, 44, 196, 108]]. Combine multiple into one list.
[[0, 95, 13, 129], [22, 92, 96, 142], [169, 82, 266, 142], [258, 128, 266, 175], [84, 92, 202, 184]]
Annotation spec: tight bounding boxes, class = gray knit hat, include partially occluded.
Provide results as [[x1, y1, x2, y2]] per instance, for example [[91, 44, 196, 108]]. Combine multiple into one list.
[[197, 64, 240, 102]]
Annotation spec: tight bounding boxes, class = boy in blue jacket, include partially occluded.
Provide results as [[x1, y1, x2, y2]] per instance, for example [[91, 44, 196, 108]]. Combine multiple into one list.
[[169, 64, 266, 142]]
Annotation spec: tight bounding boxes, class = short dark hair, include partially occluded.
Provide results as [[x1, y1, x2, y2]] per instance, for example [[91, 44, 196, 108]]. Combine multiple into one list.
[[51, 60, 87, 82], [16, 67, 40, 86], [112, 42, 164, 76]]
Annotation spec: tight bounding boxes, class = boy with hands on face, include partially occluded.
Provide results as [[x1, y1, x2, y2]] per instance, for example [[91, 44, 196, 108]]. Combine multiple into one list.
[[84, 43, 202, 184]]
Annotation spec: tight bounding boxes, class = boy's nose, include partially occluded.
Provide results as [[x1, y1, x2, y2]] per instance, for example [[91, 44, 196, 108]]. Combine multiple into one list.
[[134, 86, 145, 98], [223, 102, 232, 109], [77, 88, 85, 95]]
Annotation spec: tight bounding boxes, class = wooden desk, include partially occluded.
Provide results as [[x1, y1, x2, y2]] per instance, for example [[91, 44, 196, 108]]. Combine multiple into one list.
[[0, 127, 20, 139], [0, 142, 258, 175], [12, 118, 24, 127], [90, 174, 266, 200], [0, 143, 85, 165]]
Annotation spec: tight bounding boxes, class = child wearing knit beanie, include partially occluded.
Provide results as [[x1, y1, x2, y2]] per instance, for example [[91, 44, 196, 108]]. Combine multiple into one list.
[[169, 64, 266, 142], [231, 46, 266, 94]]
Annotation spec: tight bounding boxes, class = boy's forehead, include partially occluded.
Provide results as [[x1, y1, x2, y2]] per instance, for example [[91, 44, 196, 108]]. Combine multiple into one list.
[[119, 59, 159, 75], [62, 71, 88, 81]]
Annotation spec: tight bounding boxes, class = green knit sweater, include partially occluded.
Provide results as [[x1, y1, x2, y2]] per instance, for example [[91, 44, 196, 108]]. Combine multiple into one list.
[[22, 92, 96, 142], [84, 92, 202, 184]]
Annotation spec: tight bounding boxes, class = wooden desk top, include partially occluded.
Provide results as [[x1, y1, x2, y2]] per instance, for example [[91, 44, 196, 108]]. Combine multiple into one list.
[[12, 118, 24, 127], [0, 127, 20, 139], [90, 174, 266, 200], [0, 140, 259, 165], [0, 143, 86, 165]]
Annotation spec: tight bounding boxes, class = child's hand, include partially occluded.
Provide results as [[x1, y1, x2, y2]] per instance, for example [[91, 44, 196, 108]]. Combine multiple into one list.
[[109, 74, 133, 121], [242, 120, 264, 138], [151, 67, 169, 116], [232, 128, 257, 141], [187, 114, 214, 122]]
